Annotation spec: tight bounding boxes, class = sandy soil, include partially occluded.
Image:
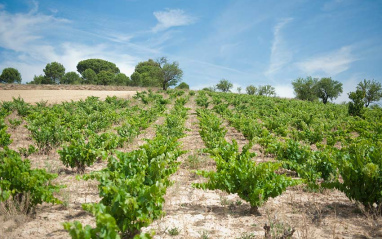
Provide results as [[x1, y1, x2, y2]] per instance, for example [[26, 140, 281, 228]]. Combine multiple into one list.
[[0, 90, 137, 104]]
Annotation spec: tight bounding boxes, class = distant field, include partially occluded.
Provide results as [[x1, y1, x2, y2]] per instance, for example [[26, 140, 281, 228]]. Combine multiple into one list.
[[0, 84, 155, 103], [0, 90, 137, 103]]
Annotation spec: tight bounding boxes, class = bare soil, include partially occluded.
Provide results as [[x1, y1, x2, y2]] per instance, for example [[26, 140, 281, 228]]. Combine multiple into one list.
[[1, 88, 382, 239]]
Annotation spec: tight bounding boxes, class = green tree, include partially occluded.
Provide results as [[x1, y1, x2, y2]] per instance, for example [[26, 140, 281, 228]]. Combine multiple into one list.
[[77, 59, 120, 75], [130, 72, 142, 86], [356, 79, 382, 107], [348, 89, 365, 117], [97, 71, 115, 85], [0, 68, 22, 84], [43, 62, 65, 84], [114, 73, 130, 86], [258, 85, 276, 97], [28, 75, 47, 84], [246, 85, 257, 95], [292, 76, 318, 101], [61, 72, 81, 85], [216, 79, 233, 92], [130, 59, 162, 87], [81, 69, 98, 85], [157, 57, 183, 90], [176, 82, 190, 89], [315, 77, 343, 104], [237, 87, 242, 94]]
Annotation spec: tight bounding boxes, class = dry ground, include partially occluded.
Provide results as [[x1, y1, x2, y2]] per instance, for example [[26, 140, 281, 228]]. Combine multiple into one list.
[[0, 90, 137, 104], [1, 87, 382, 239]]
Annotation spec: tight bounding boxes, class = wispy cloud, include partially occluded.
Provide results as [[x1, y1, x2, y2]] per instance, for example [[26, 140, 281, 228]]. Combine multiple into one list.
[[296, 46, 357, 76], [265, 18, 293, 78], [0, 2, 69, 53], [152, 9, 196, 32]]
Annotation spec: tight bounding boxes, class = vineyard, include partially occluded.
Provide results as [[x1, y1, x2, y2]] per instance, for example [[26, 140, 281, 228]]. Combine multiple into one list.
[[1, 89, 382, 238]]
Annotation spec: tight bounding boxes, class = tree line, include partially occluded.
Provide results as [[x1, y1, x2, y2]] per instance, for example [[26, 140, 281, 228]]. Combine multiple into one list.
[[204, 79, 277, 97], [292, 76, 381, 115], [1, 60, 380, 111], [0, 57, 187, 90], [205, 76, 381, 113]]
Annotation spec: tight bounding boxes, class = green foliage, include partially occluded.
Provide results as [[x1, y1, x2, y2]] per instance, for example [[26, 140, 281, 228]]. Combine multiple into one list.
[[246, 85, 257, 95], [43, 62, 66, 84], [29, 74, 49, 84], [58, 134, 107, 173], [82, 69, 98, 85], [130, 72, 142, 86], [348, 89, 365, 117], [17, 145, 38, 157], [77, 59, 120, 75], [195, 109, 298, 212], [97, 70, 115, 85], [325, 140, 382, 209], [64, 94, 189, 238], [131, 59, 162, 87], [0, 119, 12, 147], [258, 85, 276, 97], [315, 77, 343, 104], [113, 73, 130, 86], [216, 79, 233, 92], [176, 82, 190, 90], [195, 92, 209, 108], [0, 148, 63, 213], [292, 76, 318, 101], [357, 79, 382, 107], [61, 71, 82, 85], [0, 67, 22, 84], [157, 57, 183, 90]]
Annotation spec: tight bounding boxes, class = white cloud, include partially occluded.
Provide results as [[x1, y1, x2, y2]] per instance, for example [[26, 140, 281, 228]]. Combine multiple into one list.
[[265, 18, 293, 78], [296, 46, 357, 76], [0, 4, 69, 52], [275, 84, 295, 98], [152, 9, 196, 32]]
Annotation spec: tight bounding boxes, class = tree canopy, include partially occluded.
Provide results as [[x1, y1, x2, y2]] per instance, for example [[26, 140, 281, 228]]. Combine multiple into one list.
[[315, 77, 343, 104], [97, 70, 115, 85], [130, 59, 162, 87], [61, 72, 81, 85], [356, 79, 382, 107], [81, 69, 98, 85], [292, 76, 318, 101], [258, 85, 276, 97], [43, 62, 65, 84], [114, 73, 130, 86], [216, 79, 233, 92], [0, 68, 22, 84], [348, 89, 366, 117], [246, 85, 257, 95], [157, 57, 183, 90], [77, 59, 120, 75], [176, 82, 190, 90]]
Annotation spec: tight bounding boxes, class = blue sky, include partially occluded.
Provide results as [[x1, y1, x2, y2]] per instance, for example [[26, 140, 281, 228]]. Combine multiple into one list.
[[0, 0, 381, 102]]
